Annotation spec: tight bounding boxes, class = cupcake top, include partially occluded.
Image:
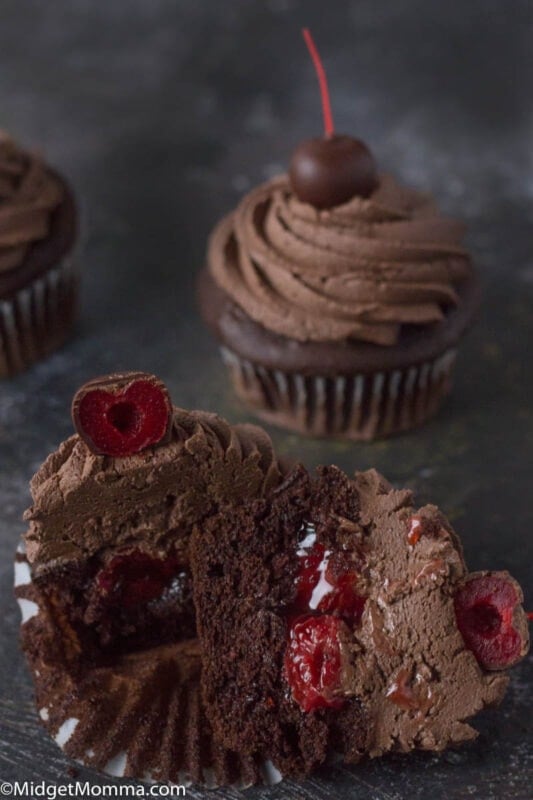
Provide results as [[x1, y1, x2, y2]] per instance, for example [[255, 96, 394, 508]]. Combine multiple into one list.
[[0, 131, 65, 274], [207, 172, 473, 347], [24, 372, 284, 569]]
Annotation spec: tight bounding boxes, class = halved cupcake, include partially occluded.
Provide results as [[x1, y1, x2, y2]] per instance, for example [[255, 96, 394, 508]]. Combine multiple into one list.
[[17, 372, 284, 786], [191, 466, 529, 778]]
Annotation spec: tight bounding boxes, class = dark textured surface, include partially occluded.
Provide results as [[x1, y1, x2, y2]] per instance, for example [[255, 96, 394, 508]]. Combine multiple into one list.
[[0, 1, 532, 797]]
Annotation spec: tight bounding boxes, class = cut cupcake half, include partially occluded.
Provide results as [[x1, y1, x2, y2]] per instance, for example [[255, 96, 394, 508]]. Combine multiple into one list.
[[17, 372, 285, 786], [191, 465, 529, 778]]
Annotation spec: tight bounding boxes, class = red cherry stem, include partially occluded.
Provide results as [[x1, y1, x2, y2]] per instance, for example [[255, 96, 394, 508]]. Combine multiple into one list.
[[302, 28, 335, 138]]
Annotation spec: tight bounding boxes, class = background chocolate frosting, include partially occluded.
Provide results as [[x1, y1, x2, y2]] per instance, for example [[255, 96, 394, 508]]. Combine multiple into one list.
[[208, 174, 473, 346], [0, 131, 64, 274]]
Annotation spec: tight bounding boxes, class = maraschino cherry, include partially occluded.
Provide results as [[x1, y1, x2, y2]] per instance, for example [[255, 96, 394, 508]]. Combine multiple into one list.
[[454, 572, 529, 670], [284, 615, 347, 712], [289, 29, 378, 209]]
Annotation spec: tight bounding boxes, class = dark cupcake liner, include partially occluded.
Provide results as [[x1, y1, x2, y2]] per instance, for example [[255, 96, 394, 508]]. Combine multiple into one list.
[[15, 545, 282, 788], [0, 254, 78, 378], [221, 346, 458, 440]]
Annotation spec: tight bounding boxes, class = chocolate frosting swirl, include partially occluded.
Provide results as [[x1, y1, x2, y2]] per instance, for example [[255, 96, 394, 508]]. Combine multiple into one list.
[[0, 131, 64, 273], [208, 174, 473, 346]]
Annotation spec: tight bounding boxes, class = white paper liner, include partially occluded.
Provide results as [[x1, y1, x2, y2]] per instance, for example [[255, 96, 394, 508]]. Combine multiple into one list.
[[0, 254, 78, 378], [221, 346, 457, 440]]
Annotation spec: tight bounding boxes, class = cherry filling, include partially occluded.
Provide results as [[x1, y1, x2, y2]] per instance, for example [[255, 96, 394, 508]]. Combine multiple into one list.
[[292, 541, 326, 611], [78, 547, 196, 655], [96, 550, 181, 609], [407, 513, 445, 546], [407, 516, 423, 546], [284, 615, 348, 712], [106, 401, 142, 437], [36, 544, 196, 662], [291, 537, 365, 625], [454, 574, 524, 670], [284, 527, 367, 712]]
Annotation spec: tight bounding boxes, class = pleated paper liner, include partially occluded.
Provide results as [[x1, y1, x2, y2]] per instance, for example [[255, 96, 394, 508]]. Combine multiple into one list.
[[0, 254, 78, 378], [15, 545, 281, 788], [221, 346, 457, 440]]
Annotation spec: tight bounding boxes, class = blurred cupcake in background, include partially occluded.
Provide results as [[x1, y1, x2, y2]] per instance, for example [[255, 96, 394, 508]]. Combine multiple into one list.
[[0, 131, 78, 378], [198, 31, 478, 440]]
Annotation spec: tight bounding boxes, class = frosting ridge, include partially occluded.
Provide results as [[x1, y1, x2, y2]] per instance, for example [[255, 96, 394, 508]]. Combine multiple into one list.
[[0, 131, 64, 273], [208, 174, 473, 346], [24, 407, 284, 568]]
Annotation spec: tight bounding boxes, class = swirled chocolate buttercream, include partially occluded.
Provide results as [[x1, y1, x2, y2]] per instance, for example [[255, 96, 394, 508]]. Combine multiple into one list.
[[208, 174, 473, 346], [0, 131, 64, 273]]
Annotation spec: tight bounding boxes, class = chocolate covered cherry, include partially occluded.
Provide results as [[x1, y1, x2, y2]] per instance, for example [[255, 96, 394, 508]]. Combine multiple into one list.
[[72, 371, 172, 457], [290, 29, 378, 208], [289, 134, 378, 209]]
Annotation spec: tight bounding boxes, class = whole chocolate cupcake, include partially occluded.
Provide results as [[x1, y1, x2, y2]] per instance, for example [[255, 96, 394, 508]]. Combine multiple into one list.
[[198, 33, 478, 440], [0, 131, 78, 378]]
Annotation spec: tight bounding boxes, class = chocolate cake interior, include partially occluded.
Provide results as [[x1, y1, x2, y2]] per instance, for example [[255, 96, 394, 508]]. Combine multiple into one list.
[[33, 524, 196, 666], [191, 465, 371, 778]]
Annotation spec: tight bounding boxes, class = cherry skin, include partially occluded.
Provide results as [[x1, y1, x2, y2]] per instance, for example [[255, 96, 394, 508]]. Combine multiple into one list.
[[289, 134, 378, 209], [96, 550, 179, 609], [454, 573, 528, 670], [284, 615, 347, 712], [291, 540, 366, 625]]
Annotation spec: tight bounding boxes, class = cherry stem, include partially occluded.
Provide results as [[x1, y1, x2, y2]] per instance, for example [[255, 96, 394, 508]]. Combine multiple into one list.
[[302, 28, 335, 138]]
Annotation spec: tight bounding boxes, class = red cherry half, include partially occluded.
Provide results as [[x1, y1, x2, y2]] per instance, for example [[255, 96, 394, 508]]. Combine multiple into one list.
[[96, 550, 180, 609], [72, 372, 172, 457], [454, 572, 529, 670], [292, 539, 366, 625], [284, 615, 347, 712]]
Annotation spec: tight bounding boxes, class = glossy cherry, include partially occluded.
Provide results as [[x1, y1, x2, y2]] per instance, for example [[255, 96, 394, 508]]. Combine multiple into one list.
[[72, 372, 172, 457], [454, 573, 528, 670], [289, 29, 378, 208], [292, 540, 366, 625], [284, 615, 347, 712]]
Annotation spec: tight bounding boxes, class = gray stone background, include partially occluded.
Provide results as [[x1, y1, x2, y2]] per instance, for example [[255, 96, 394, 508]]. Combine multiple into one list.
[[0, 1, 531, 797]]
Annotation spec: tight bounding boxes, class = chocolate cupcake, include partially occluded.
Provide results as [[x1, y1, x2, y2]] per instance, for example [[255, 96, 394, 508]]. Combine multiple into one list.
[[198, 34, 478, 440], [17, 372, 284, 785], [191, 466, 529, 779], [0, 131, 78, 378]]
